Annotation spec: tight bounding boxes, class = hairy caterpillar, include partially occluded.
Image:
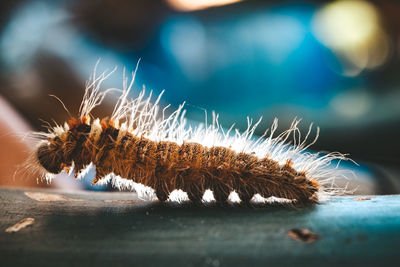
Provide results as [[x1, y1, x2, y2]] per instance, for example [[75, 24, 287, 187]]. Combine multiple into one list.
[[30, 64, 348, 206]]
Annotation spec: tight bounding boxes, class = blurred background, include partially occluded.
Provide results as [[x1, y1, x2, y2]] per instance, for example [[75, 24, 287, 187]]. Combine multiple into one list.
[[0, 0, 399, 194]]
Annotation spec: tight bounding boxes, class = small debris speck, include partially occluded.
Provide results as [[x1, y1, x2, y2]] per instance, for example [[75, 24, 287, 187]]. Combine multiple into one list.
[[5, 218, 35, 233], [25, 192, 82, 202], [354, 197, 372, 201], [288, 228, 319, 243]]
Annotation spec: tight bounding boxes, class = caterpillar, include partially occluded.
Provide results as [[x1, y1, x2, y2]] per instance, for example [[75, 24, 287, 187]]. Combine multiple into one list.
[[29, 63, 348, 206]]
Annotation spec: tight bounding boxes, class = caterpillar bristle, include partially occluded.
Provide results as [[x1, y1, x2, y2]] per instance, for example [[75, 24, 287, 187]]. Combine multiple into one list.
[[30, 63, 351, 206]]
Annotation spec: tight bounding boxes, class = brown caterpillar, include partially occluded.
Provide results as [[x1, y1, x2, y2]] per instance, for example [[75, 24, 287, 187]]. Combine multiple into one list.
[[31, 64, 348, 206]]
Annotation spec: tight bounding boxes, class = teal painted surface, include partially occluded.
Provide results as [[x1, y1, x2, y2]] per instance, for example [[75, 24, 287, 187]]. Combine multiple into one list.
[[0, 188, 399, 266]]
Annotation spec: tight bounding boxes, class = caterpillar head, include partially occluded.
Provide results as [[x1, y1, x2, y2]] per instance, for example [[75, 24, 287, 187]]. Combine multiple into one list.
[[37, 137, 66, 174], [36, 119, 92, 174]]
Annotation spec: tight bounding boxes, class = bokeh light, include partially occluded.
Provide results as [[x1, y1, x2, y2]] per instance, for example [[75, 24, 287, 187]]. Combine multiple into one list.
[[330, 88, 372, 119], [166, 0, 243, 11], [313, 0, 391, 76]]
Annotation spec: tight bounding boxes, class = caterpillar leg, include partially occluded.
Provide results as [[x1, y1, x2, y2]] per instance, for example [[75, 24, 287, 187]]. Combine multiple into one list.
[[92, 167, 108, 184], [237, 189, 255, 206], [180, 181, 203, 205], [155, 188, 169, 203], [187, 191, 204, 206], [73, 161, 87, 178], [213, 186, 230, 206]]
